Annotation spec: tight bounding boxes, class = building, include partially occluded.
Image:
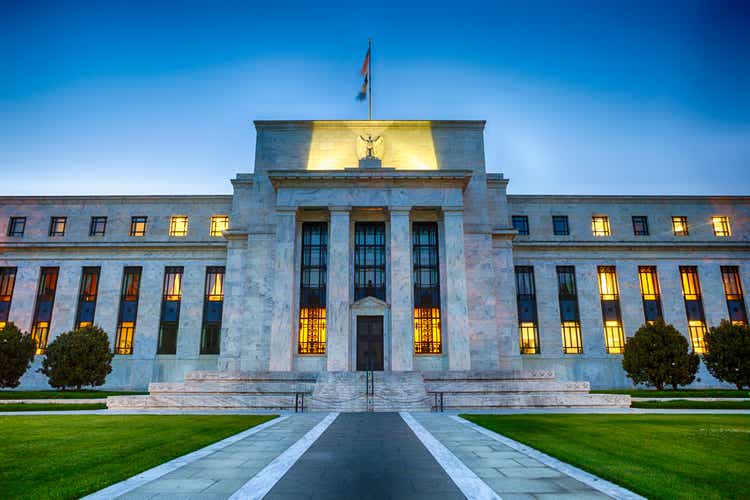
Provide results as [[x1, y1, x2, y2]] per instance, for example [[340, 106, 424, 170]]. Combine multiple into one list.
[[1, 120, 748, 392]]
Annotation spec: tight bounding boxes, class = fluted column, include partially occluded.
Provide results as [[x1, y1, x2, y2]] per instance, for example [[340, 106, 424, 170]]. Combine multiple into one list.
[[269, 207, 297, 371], [390, 207, 413, 371], [327, 207, 351, 371], [443, 208, 471, 370]]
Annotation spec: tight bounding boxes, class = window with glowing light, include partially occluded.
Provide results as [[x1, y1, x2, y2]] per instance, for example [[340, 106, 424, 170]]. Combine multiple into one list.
[[557, 266, 583, 354], [597, 266, 625, 354], [169, 216, 189, 237], [158, 266, 183, 354], [0, 267, 17, 329], [31, 267, 59, 354], [591, 216, 610, 236], [413, 222, 442, 354], [7, 217, 25, 237], [638, 266, 663, 323], [721, 266, 747, 325], [711, 216, 731, 237], [672, 216, 689, 236], [75, 267, 100, 329], [210, 215, 229, 237], [679, 266, 707, 353], [298, 222, 327, 354], [115, 267, 141, 355], [130, 216, 147, 236], [49, 216, 66, 237], [201, 266, 225, 354], [515, 266, 539, 354], [354, 222, 386, 301]]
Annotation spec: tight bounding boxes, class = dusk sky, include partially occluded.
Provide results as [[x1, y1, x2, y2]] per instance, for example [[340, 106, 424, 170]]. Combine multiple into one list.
[[2, 0, 749, 196]]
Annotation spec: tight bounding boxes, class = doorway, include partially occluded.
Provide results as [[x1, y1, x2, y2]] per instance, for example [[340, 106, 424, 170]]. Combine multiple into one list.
[[356, 315, 384, 371]]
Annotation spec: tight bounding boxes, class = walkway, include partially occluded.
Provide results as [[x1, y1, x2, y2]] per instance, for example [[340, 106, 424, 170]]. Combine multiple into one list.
[[85, 412, 644, 499]]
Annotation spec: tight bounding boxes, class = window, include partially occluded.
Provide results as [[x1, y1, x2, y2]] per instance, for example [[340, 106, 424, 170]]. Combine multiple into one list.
[[557, 266, 582, 354], [712, 216, 731, 237], [7, 217, 25, 237], [413, 222, 442, 354], [632, 216, 649, 236], [299, 222, 327, 354], [512, 215, 529, 235], [552, 215, 569, 236], [210, 215, 229, 237], [680, 266, 707, 353], [0, 267, 17, 329], [721, 266, 747, 325], [591, 216, 610, 236], [201, 266, 225, 354], [515, 266, 539, 354], [115, 267, 142, 355], [130, 216, 147, 237], [75, 267, 100, 328], [49, 216, 66, 236], [158, 266, 183, 354], [31, 267, 59, 354], [638, 266, 663, 323], [672, 216, 689, 236], [89, 216, 107, 236], [354, 222, 386, 301], [169, 216, 189, 237], [597, 266, 625, 354]]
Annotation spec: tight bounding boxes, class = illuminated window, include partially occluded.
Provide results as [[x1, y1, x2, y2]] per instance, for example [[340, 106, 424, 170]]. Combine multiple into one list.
[[413, 222, 442, 354], [169, 216, 189, 237], [680, 266, 701, 300], [210, 215, 229, 237], [591, 216, 610, 236], [688, 320, 707, 354], [557, 266, 583, 353], [597, 266, 625, 354], [158, 266, 183, 354], [515, 266, 539, 354], [354, 222, 386, 301], [31, 267, 59, 354], [0, 268, 17, 329], [680, 266, 707, 353], [162, 267, 183, 301], [721, 266, 747, 325], [711, 216, 731, 237], [298, 222, 327, 354], [7, 217, 26, 237], [632, 216, 649, 236], [89, 216, 107, 236], [603, 320, 625, 354], [201, 266, 225, 354], [49, 216, 66, 237], [75, 267, 100, 329], [115, 267, 141, 355], [597, 266, 619, 300], [638, 266, 663, 323], [672, 216, 689, 236], [512, 215, 529, 235], [130, 216, 147, 237], [552, 215, 569, 235]]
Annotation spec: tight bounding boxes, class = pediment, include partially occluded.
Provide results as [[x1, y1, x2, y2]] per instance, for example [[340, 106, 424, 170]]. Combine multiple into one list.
[[351, 296, 388, 310]]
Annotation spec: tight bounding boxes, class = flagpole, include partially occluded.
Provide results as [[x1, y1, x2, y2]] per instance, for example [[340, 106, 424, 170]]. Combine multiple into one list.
[[368, 38, 372, 120]]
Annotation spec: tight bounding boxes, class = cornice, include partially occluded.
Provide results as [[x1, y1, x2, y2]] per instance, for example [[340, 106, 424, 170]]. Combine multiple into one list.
[[267, 169, 473, 190], [507, 194, 750, 204], [510, 240, 750, 251], [253, 119, 486, 130], [0, 195, 232, 205]]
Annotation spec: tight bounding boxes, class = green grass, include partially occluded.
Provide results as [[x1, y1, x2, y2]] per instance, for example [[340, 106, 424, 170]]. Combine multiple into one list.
[[0, 403, 107, 412], [631, 399, 750, 410], [462, 414, 750, 500], [0, 414, 276, 499], [592, 388, 749, 398], [0, 390, 147, 399]]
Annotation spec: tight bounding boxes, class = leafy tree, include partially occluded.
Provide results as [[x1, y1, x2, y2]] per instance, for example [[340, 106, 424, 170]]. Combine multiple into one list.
[[703, 320, 750, 390], [39, 325, 114, 390], [622, 320, 699, 390], [0, 323, 36, 388]]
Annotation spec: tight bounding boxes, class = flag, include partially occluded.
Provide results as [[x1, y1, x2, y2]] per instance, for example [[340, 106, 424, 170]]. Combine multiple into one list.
[[356, 46, 370, 101]]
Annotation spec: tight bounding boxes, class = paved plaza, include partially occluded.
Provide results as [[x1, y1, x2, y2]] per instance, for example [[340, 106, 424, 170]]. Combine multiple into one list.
[[80, 412, 643, 499]]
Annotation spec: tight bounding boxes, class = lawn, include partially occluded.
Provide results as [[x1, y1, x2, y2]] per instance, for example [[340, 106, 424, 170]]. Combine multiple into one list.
[[592, 388, 749, 398], [0, 403, 107, 412], [0, 414, 276, 499], [0, 390, 146, 399], [462, 414, 750, 500], [631, 399, 750, 410]]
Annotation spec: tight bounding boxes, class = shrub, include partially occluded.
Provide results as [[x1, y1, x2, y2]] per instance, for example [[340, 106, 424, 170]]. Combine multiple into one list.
[[703, 320, 750, 390], [622, 320, 699, 390], [0, 323, 36, 388], [39, 325, 114, 390]]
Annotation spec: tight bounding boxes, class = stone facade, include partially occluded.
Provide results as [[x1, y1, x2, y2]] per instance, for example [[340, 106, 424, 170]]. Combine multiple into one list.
[[1, 120, 748, 390]]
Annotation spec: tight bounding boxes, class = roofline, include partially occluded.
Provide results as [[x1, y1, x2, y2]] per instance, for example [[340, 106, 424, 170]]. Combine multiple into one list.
[[0, 195, 233, 203], [253, 119, 486, 129], [507, 194, 750, 203]]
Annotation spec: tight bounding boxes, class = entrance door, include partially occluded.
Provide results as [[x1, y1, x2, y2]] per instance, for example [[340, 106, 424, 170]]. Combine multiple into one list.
[[356, 315, 384, 371]]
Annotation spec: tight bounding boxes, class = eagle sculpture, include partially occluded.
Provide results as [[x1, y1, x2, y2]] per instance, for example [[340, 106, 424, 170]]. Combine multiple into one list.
[[356, 135, 384, 160]]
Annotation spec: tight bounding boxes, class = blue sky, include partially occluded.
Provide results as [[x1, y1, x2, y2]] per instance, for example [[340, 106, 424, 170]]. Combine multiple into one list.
[[1, 0, 749, 195]]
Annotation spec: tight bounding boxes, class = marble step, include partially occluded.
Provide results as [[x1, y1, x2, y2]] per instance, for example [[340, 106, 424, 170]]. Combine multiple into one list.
[[421, 370, 557, 382], [424, 380, 590, 394], [184, 370, 318, 383], [148, 381, 315, 395], [436, 392, 630, 409], [108, 393, 303, 410]]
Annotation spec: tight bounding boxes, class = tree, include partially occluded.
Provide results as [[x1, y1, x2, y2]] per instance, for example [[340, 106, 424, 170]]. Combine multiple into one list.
[[0, 323, 36, 388], [622, 320, 699, 390], [39, 325, 114, 390], [703, 320, 750, 390]]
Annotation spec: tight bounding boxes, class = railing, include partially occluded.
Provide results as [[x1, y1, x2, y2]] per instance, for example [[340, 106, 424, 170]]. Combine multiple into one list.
[[295, 392, 305, 413], [433, 392, 444, 412], [365, 352, 375, 412]]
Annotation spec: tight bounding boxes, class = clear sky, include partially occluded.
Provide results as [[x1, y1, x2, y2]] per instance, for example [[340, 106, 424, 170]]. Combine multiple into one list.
[[2, 0, 749, 196]]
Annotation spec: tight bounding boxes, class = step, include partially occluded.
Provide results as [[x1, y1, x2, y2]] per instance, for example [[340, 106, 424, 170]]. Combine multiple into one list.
[[424, 380, 590, 394], [437, 392, 630, 409]]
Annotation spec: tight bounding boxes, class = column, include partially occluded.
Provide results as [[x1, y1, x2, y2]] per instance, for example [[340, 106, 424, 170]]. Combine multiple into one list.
[[327, 207, 351, 371], [390, 207, 413, 371], [442, 208, 471, 370], [217, 230, 247, 371], [269, 207, 297, 371]]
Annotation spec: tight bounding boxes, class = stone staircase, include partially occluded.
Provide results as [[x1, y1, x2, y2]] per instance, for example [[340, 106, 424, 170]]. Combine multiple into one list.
[[107, 370, 629, 411]]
